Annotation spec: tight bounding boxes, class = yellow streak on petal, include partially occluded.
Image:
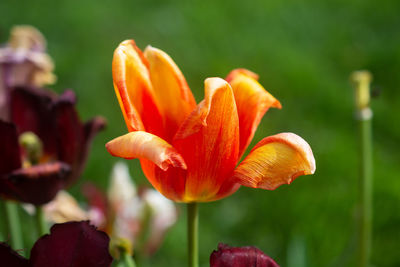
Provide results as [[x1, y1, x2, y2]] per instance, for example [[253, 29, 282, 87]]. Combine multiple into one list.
[[234, 133, 315, 190]]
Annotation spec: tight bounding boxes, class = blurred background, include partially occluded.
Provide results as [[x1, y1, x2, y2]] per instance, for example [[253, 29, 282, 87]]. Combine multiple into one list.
[[1, 0, 399, 266]]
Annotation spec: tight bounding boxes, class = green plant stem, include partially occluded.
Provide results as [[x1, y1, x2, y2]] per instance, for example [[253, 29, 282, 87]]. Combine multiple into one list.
[[3, 201, 24, 251], [122, 251, 136, 267], [357, 116, 373, 267], [187, 202, 199, 267], [351, 70, 373, 267], [35, 206, 47, 236]]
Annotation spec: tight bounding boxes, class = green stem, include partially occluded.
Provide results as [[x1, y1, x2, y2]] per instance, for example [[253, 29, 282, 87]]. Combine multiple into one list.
[[122, 251, 137, 267], [187, 202, 199, 267], [357, 117, 373, 267], [35, 206, 48, 236], [351, 70, 373, 267], [3, 201, 24, 251]]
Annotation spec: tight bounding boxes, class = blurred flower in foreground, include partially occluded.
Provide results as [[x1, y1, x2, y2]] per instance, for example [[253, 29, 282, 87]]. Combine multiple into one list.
[[0, 25, 56, 121], [0, 221, 113, 267], [210, 243, 279, 267], [105, 162, 177, 257], [106, 40, 316, 202], [0, 87, 105, 205], [43, 162, 177, 257]]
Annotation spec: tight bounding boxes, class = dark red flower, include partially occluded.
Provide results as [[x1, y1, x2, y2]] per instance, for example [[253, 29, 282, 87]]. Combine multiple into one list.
[[0, 87, 105, 205], [210, 243, 279, 267], [30, 221, 113, 267], [0, 242, 29, 267], [0, 221, 113, 267]]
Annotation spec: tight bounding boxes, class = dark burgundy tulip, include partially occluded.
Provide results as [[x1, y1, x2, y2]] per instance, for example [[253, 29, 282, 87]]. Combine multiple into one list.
[[30, 221, 113, 267], [210, 243, 279, 267], [0, 221, 113, 267], [0, 242, 29, 267], [0, 87, 105, 205], [0, 120, 70, 205]]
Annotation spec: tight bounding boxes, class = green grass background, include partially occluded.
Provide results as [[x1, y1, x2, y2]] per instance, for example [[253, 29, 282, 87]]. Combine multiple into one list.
[[1, 0, 399, 266]]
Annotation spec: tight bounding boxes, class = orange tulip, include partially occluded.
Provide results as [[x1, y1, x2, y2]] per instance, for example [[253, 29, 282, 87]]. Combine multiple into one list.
[[106, 40, 316, 203]]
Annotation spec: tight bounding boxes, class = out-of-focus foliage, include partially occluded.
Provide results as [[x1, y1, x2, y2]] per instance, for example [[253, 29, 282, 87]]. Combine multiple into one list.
[[1, 0, 399, 266]]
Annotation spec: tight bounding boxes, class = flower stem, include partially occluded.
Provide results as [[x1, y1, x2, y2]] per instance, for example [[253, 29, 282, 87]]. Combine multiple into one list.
[[351, 71, 373, 267], [35, 206, 48, 236], [122, 251, 136, 267], [3, 201, 24, 251], [187, 202, 199, 267]]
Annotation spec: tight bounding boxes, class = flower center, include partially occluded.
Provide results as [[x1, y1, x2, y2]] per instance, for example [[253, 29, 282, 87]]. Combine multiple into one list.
[[18, 131, 43, 167]]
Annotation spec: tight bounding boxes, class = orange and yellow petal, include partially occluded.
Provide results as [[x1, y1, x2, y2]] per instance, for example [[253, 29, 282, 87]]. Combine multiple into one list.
[[233, 133, 315, 190], [112, 40, 164, 136], [173, 78, 240, 202], [144, 46, 196, 141], [106, 131, 186, 171], [226, 69, 281, 158]]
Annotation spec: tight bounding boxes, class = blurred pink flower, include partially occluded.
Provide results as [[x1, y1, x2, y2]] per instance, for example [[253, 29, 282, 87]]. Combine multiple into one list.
[[0, 25, 56, 121]]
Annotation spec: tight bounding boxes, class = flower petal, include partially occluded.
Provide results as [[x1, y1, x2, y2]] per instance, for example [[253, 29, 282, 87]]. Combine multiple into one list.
[[112, 40, 163, 136], [43, 191, 89, 223], [53, 91, 106, 187], [210, 243, 279, 267], [144, 46, 196, 140], [226, 69, 281, 158], [1, 162, 70, 205], [173, 78, 240, 202], [0, 120, 21, 176], [233, 133, 315, 190], [0, 242, 29, 267], [10, 87, 58, 155], [140, 188, 178, 256], [52, 90, 84, 178], [106, 131, 186, 171], [30, 221, 113, 267]]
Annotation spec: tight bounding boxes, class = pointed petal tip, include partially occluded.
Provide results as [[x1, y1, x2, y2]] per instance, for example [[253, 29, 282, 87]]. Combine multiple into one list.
[[204, 77, 230, 90], [143, 44, 157, 54], [226, 68, 259, 82], [273, 99, 282, 109]]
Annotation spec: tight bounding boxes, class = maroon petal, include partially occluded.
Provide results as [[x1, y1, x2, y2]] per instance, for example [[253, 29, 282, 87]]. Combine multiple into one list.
[[0, 120, 21, 176], [30, 221, 113, 267], [53, 89, 83, 166], [0, 242, 30, 267], [210, 243, 279, 267], [10, 87, 58, 156], [68, 116, 106, 187], [53, 90, 106, 186], [2, 162, 70, 205]]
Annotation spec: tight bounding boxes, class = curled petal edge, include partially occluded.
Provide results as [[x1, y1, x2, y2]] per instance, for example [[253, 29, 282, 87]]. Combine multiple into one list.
[[106, 131, 187, 171], [233, 132, 315, 190]]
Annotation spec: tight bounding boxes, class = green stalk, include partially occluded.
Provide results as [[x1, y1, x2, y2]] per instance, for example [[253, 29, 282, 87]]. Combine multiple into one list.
[[35, 206, 48, 236], [351, 71, 373, 267], [122, 251, 137, 267], [3, 201, 24, 252], [187, 202, 199, 267]]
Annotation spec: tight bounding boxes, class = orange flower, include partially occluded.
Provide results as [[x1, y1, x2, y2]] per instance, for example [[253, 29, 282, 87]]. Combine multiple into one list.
[[106, 40, 316, 203]]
